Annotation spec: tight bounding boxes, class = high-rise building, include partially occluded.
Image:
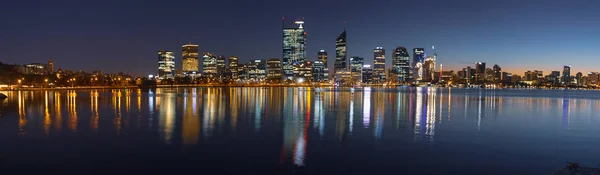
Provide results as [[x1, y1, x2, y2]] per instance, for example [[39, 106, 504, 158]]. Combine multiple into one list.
[[317, 50, 329, 80], [182, 44, 199, 72], [334, 30, 347, 74], [350, 56, 364, 83], [475, 62, 486, 84], [562, 65, 571, 84], [158, 50, 175, 79], [294, 61, 312, 82], [423, 57, 435, 82], [393, 47, 410, 82], [362, 65, 373, 84], [312, 60, 327, 82], [282, 18, 306, 79], [267, 59, 283, 81], [493, 64, 501, 83], [202, 53, 217, 78], [229, 56, 239, 79], [216, 55, 227, 78], [412, 48, 425, 81], [576, 72, 583, 86], [48, 58, 54, 73], [462, 66, 475, 83], [373, 47, 386, 83], [237, 64, 248, 80], [587, 72, 599, 85]]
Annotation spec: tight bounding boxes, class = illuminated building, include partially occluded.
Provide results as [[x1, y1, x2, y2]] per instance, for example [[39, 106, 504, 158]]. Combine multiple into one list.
[[202, 53, 217, 78], [317, 50, 329, 80], [393, 47, 410, 82], [216, 55, 227, 78], [502, 72, 512, 84], [562, 65, 571, 84], [267, 59, 283, 80], [423, 57, 435, 82], [441, 71, 455, 83], [158, 50, 175, 79], [248, 59, 267, 80], [48, 58, 54, 73], [282, 18, 306, 79], [461, 66, 475, 83], [311, 60, 327, 82], [373, 47, 386, 83], [334, 30, 347, 74], [475, 62, 486, 84], [237, 64, 248, 80], [182, 44, 199, 72], [293, 61, 312, 82], [412, 48, 425, 81], [362, 65, 373, 84], [350, 56, 364, 83], [229, 56, 239, 79]]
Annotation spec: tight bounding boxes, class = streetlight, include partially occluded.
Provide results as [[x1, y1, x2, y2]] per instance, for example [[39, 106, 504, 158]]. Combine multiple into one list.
[[45, 79, 48, 88]]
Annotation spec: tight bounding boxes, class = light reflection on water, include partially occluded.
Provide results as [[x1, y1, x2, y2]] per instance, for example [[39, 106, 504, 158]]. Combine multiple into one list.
[[1, 87, 600, 174]]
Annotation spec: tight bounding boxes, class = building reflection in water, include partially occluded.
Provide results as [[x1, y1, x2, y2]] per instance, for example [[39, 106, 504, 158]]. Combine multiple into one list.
[[159, 90, 175, 144], [18, 91, 27, 135], [374, 89, 384, 140], [44, 91, 51, 135], [182, 88, 200, 145], [412, 87, 436, 142], [203, 88, 217, 138], [113, 90, 122, 135], [426, 88, 436, 142], [67, 90, 78, 132], [90, 90, 99, 133], [279, 87, 311, 167], [563, 96, 569, 129], [230, 88, 239, 131], [363, 87, 371, 128]]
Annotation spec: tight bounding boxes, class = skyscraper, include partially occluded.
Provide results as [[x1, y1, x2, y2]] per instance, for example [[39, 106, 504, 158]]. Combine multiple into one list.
[[412, 48, 425, 81], [373, 47, 386, 83], [158, 50, 175, 79], [350, 56, 364, 83], [423, 57, 435, 82], [362, 65, 373, 84], [318, 50, 327, 66], [317, 50, 329, 81], [393, 47, 410, 82], [492, 64, 502, 83], [475, 62, 486, 84], [47, 58, 54, 73], [311, 60, 327, 82], [334, 30, 347, 74], [229, 56, 239, 79], [562, 65, 571, 84], [282, 18, 306, 79], [267, 59, 283, 81], [202, 53, 217, 78], [182, 44, 199, 72], [216, 55, 226, 78]]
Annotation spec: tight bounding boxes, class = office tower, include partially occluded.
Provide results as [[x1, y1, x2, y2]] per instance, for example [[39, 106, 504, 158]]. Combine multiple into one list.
[[462, 66, 475, 83], [350, 56, 364, 83], [576, 72, 583, 86], [47, 58, 54, 73], [202, 53, 217, 78], [229, 56, 239, 79], [237, 64, 248, 80], [362, 65, 373, 84], [373, 47, 386, 83], [492, 64, 501, 83], [267, 59, 283, 81], [334, 30, 347, 74], [158, 50, 175, 79], [282, 18, 306, 79], [549, 71, 561, 84], [294, 61, 312, 81], [312, 60, 327, 82], [423, 57, 435, 82], [393, 47, 410, 82], [216, 55, 226, 78], [412, 48, 425, 81], [475, 62, 486, 84], [317, 50, 329, 80], [562, 65, 571, 84], [182, 44, 199, 72], [587, 72, 599, 85]]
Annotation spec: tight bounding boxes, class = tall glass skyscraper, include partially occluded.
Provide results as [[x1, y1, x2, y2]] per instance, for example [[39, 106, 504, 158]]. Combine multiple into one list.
[[158, 50, 175, 79], [373, 47, 386, 83], [282, 18, 306, 79], [334, 30, 347, 74], [350, 56, 364, 83], [393, 47, 410, 82], [182, 44, 199, 72], [412, 48, 425, 81], [562, 65, 571, 84], [202, 53, 217, 78], [317, 50, 329, 81]]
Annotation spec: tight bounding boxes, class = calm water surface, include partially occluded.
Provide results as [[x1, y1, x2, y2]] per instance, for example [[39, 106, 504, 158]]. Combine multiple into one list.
[[1, 87, 599, 174]]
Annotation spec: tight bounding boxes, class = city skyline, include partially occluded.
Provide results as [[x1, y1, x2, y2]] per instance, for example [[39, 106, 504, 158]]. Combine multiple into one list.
[[2, 0, 600, 76]]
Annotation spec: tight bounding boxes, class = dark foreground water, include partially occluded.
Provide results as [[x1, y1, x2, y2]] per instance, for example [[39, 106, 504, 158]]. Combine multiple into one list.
[[0, 87, 599, 174]]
